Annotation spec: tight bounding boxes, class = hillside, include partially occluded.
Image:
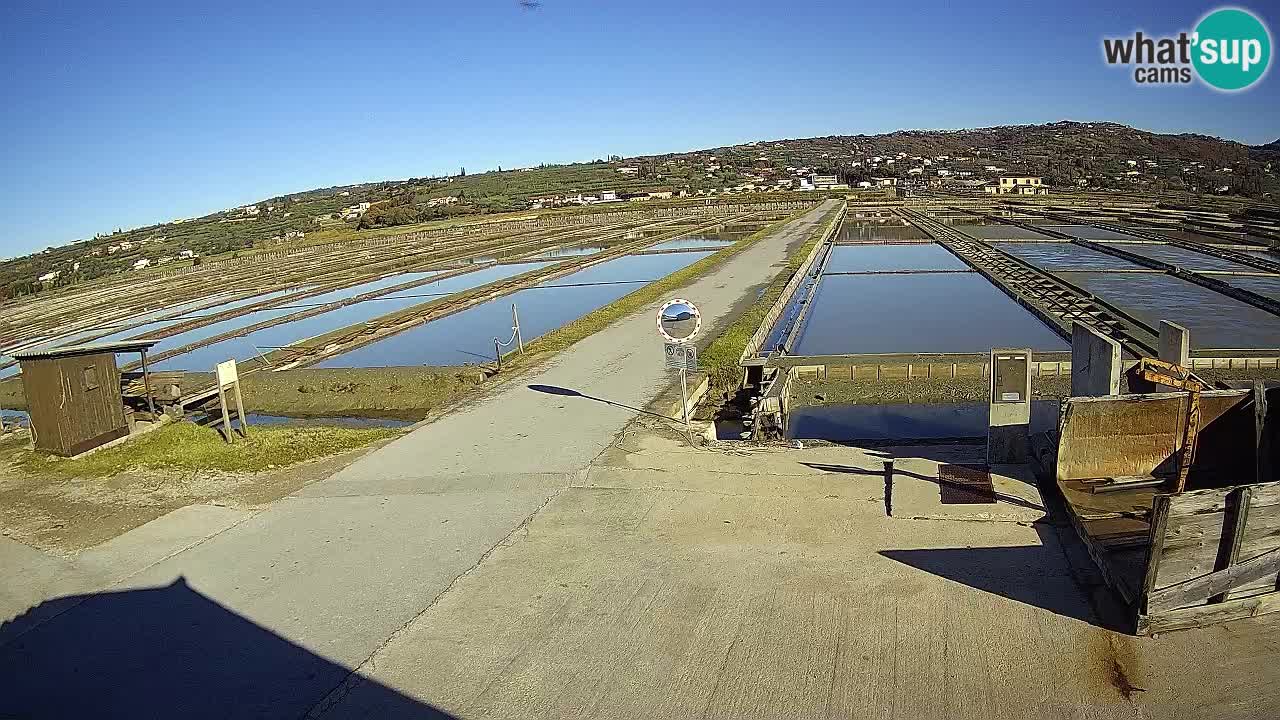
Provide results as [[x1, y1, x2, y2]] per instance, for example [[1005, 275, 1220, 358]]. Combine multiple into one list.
[[1251, 138, 1280, 163], [3, 120, 1277, 301]]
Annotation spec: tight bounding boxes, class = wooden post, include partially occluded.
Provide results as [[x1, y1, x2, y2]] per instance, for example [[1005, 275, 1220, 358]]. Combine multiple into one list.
[[512, 303, 523, 354], [883, 460, 894, 517], [233, 378, 249, 438], [217, 383, 234, 444], [1256, 381, 1271, 485], [1210, 486, 1253, 604], [214, 359, 246, 442], [1139, 495, 1172, 615], [138, 349, 157, 419]]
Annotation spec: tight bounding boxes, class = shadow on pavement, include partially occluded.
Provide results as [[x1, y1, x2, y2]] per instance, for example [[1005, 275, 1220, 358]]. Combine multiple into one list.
[[527, 384, 673, 421], [879, 524, 1100, 627], [802, 461, 1044, 513], [0, 577, 455, 719]]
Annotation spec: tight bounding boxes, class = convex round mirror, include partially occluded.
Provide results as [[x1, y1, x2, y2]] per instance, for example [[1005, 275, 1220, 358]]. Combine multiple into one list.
[[657, 298, 701, 343]]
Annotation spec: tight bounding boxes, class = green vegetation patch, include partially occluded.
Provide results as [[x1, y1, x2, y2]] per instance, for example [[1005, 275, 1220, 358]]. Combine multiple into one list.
[[238, 367, 488, 419], [20, 421, 402, 476]]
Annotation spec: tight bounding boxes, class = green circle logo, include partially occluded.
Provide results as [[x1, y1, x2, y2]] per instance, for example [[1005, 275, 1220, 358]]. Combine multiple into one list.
[[1193, 8, 1272, 90]]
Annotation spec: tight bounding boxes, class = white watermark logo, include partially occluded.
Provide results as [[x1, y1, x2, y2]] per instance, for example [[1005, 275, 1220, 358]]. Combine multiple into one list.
[[1103, 7, 1271, 91]]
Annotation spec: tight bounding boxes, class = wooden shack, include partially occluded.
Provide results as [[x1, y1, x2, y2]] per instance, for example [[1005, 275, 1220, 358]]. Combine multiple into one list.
[[13, 340, 158, 457], [1049, 384, 1279, 634]]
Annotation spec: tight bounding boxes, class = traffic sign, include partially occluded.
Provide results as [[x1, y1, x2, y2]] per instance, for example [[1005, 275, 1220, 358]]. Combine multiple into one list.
[[664, 342, 697, 372]]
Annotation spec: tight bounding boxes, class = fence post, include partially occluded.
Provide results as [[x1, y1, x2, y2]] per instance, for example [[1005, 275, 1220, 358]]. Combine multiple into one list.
[[512, 303, 523, 354]]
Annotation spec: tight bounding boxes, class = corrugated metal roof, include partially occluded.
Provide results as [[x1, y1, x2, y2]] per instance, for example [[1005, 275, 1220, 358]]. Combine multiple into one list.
[[12, 340, 159, 361]]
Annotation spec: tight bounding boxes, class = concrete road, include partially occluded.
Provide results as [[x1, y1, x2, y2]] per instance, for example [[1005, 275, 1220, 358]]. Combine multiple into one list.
[[0, 200, 840, 719], [334, 431, 1280, 720]]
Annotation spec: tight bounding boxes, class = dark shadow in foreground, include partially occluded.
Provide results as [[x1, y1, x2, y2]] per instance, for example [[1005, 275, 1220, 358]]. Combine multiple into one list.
[[0, 578, 455, 719], [878, 524, 1104, 628]]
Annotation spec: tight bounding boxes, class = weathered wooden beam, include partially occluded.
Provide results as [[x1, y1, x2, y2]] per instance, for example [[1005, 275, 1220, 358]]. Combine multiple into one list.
[[1149, 545, 1280, 613], [1257, 381, 1271, 485], [1140, 495, 1171, 614], [1210, 486, 1253, 604], [1140, 592, 1280, 634]]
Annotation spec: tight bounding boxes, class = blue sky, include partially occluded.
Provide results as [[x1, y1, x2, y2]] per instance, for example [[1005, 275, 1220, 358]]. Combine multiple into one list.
[[2, 0, 1276, 257]]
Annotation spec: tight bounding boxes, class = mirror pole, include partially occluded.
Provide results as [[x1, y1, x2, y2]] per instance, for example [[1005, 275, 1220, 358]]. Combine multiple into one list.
[[680, 367, 693, 445]]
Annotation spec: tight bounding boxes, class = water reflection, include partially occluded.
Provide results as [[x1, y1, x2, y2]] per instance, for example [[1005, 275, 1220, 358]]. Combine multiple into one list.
[[954, 224, 1056, 240], [792, 273, 1067, 355], [824, 243, 967, 273], [317, 252, 712, 367], [1057, 271, 1280, 349], [989, 242, 1141, 271], [787, 400, 1060, 441], [1098, 242, 1262, 272], [154, 263, 553, 370], [1040, 224, 1140, 241]]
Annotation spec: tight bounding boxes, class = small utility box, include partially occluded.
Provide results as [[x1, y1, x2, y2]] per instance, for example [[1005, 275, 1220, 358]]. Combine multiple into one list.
[[988, 348, 1032, 464], [13, 340, 158, 457]]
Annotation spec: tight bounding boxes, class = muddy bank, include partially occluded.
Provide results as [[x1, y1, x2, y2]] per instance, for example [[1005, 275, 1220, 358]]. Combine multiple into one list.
[[0, 437, 391, 554], [786, 367, 1280, 410], [787, 375, 1072, 407]]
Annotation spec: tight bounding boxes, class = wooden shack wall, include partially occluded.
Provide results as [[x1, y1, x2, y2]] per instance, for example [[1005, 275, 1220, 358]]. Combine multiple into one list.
[[22, 352, 126, 456], [1139, 481, 1280, 633], [1056, 390, 1252, 484]]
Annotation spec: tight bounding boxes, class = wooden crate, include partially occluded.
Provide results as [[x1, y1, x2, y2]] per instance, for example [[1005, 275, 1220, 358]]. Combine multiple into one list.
[[1137, 482, 1280, 633], [1054, 386, 1280, 633]]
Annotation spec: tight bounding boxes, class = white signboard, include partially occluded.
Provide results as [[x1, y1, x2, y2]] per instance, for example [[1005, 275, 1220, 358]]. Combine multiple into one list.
[[215, 359, 239, 388], [664, 342, 698, 372]]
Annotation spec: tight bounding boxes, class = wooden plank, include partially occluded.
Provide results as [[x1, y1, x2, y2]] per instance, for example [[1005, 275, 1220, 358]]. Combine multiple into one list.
[[1148, 546, 1280, 613], [1058, 479, 1156, 521], [1140, 495, 1171, 613], [1211, 486, 1253, 604], [1257, 382, 1272, 485], [1056, 391, 1250, 483], [1140, 587, 1280, 635], [1082, 516, 1151, 544], [1063, 491, 1142, 605], [1164, 480, 1280, 517], [1157, 511, 1230, 589], [1232, 499, 1280, 598], [1157, 485, 1280, 598]]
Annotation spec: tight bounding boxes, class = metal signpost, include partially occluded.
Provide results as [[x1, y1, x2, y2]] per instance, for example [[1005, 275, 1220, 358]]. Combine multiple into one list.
[[657, 298, 702, 440]]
